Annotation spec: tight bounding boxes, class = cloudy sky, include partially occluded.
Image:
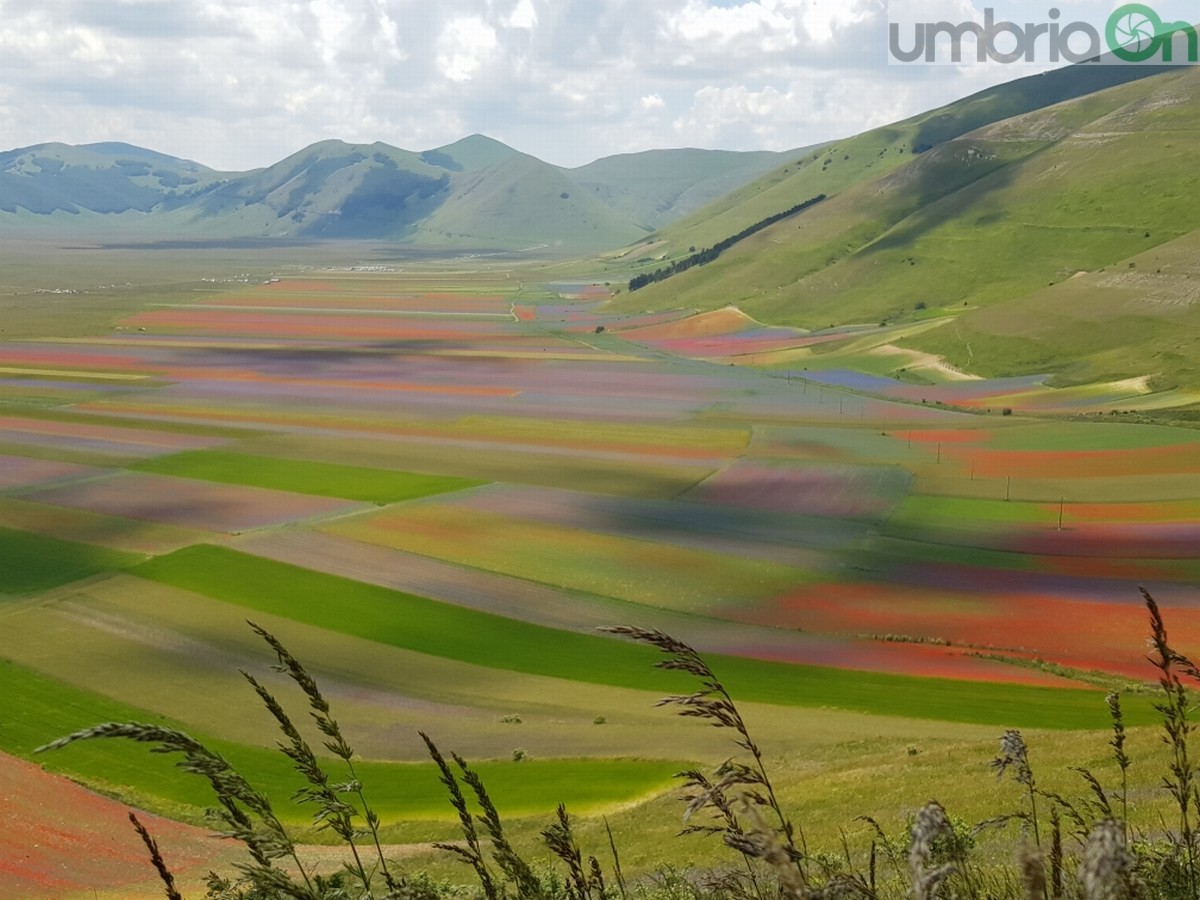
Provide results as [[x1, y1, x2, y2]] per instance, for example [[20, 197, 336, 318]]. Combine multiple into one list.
[[0, 0, 1192, 171]]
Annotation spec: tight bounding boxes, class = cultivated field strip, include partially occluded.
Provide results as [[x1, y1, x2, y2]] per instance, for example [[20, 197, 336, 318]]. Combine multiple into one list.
[[228, 529, 1072, 686]]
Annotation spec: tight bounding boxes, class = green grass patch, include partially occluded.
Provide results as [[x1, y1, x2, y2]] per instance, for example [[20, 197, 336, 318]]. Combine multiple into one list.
[[2, 657, 683, 823], [236, 432, 710, 500], [984, 422, 1200, 452], [132, 450, 484, 503], [0, 526, 139, 595], [866, 535, 1038, 572], [888, 494, 1056, 527], [132, 545, 1154, 729]]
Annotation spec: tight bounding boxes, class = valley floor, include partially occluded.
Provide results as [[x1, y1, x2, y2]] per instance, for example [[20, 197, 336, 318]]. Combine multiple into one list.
[[2, 252, 1197, 895]]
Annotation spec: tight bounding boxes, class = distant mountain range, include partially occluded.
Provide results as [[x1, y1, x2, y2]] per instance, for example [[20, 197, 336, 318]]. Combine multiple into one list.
[[0, 135, 798, 251]]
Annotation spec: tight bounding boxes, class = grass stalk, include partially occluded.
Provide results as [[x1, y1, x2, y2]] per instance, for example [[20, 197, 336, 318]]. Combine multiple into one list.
[[604, 816, 629, 900], [542, 804, 589, 900], [1107, 691, 1130, 845], [421, 731, 498, 900], [454, 749, 545, 899], [128, 812, 184, 900], [248, 620, 399, 892], [601, 626, 808, 885], [1144, 587, 1198, 897]]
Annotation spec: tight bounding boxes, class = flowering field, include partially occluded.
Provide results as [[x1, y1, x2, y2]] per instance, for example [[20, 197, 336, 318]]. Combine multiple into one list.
[[1, 269, 1196, 895], [0, 751, 229, 899]]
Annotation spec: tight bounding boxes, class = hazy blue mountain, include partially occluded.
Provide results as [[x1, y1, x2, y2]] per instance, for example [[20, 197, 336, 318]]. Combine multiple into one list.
[[0, 142, 219, 216], [0, 134, 805, 250]]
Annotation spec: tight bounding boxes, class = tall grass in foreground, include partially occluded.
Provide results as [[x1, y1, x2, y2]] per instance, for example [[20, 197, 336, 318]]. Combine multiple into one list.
[[34, 590, 1200, 899]]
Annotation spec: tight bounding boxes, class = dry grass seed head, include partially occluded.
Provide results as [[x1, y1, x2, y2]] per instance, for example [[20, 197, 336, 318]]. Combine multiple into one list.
[[1078, 820, 1141, 900], [908, 801, 955, 900]]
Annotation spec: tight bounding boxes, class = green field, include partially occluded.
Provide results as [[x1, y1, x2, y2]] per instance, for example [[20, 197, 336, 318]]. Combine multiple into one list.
[[983, 421, 1200, 452], [132, 449, 484, 503], [888, 495, 1057, 527], [0, 526, 139, 595]]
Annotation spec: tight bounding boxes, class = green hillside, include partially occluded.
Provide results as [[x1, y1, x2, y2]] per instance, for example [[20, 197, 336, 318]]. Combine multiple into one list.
[[607, 63, 1200, 393], [163, 139, 451, 239], [424, 133, 522, 171], [415, 153, 649, 251], [0, 142, 222, 216], [906, 228, 1200, 390], [628, 61, 1172, 261], [569, 147, 793, 230]]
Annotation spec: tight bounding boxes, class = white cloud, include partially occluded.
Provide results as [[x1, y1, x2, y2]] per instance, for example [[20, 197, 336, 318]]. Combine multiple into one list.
[[0, 0, 1095, 170], [437, 15, 499, 82], [798, 0, 875, 43], [507, 0, 537, 30]]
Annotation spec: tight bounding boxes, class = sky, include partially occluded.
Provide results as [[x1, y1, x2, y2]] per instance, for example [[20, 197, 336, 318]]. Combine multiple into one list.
[[0, 0, 1193, 171]]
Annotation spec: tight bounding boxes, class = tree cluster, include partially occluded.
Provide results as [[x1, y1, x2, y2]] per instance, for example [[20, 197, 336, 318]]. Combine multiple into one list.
[[628, 194, 826, 292]]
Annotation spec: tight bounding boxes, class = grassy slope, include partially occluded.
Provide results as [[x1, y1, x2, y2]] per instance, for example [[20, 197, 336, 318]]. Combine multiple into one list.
[[904, 226, 1200, 389], [131, 450, 484, 503], [619, 68, 1192, 317], [569, 148, 792, 230], [414, 154, 648, 251], [607, 65, 1200, 392], [619, 62, 1172, 266]]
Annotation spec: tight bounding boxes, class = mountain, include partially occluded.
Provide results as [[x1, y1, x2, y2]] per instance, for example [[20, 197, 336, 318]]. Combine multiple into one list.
[[610, 56, 1200, 390], [629, 61, 1175, 260], [423, 134, 522, 172], [413, 152, 647, 250], [0, 142, 220, 217], [569, 148, 799, 230], [0, 134, 799, 251], [159, 140, 453, 240]]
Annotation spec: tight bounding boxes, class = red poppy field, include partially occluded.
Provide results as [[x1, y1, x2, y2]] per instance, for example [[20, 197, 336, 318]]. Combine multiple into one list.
[[0, 751, 229, 898]]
